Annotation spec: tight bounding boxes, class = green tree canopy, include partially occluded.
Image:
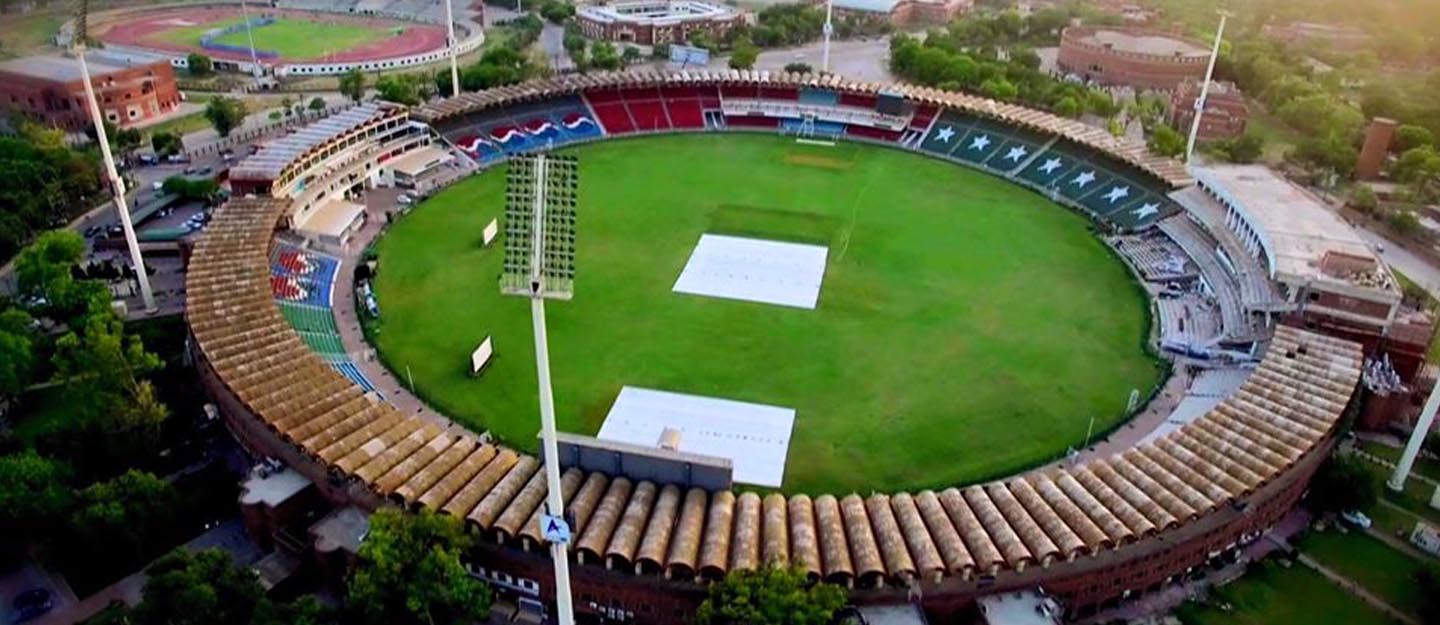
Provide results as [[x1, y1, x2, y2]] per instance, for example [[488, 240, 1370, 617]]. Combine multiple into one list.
[[309, 96, 327, 112], [151, 131, 183, 156], [694, 567, 848, 625], [1307, 454, 1378, 516], [0, 307, 36, 406], [204, 97, 248, 138], [0, 451, 72, 562], [1148, 124, 1186, 158], [67, 470, 182, 570], [728, 37, 759, 70], [590, 40, 621, 71], [339, 67, 367, 103], [345, 508, 492, 625], [186, 53, 214, 76], [1397, 125, 1436, 152]]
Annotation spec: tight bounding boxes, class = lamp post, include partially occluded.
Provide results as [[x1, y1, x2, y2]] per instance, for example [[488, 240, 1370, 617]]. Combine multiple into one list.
[[240, 0, 262, 79], [501, 154, 579, 625], [1185, 11, 1230, 164], [74, 1, 155, 313]]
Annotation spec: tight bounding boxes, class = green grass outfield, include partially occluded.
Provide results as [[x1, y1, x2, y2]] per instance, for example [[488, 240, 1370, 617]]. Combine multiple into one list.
[[370, 134, 1164, 493], [151, 17, 385, 61], [1175, 559, 1401, 625], [1295, 529, 1428, 618]]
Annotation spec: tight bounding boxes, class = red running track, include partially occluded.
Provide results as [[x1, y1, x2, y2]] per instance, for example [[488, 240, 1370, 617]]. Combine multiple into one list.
[[96, 6, 448, 64]]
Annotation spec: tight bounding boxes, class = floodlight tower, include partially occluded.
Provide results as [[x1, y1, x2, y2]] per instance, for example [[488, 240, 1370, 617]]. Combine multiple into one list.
[[239, 0, 262, 78], [821, 0, 834, 74], [500, 154, 579, 625], [74, 0, 155, 313], [1184, 10, 1230, 164], [443, 0, 461, 97]]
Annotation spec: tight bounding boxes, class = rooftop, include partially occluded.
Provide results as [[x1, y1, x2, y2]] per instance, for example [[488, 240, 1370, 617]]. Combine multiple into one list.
[[831, 0, 902, 12], [0, 53, 144, 83], [977, 591, 1063, 625], [1078, 29, 1208, 57], [311, 506, 370, 555], [1193, 165, 1396, 293], [231, 102, 402, 182], [238, 466, 312, 508]]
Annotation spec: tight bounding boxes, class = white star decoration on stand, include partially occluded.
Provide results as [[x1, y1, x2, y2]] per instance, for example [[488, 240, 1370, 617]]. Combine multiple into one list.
[[1071, 171, 1096, 187], [1038, 158, 1062, 174], [969, 134, 992, 151], [1103, 186, 1131, 204], [1133, 203, 1160, 219], [935, 126, 956, 142], [1004, 146, 1028, 162]]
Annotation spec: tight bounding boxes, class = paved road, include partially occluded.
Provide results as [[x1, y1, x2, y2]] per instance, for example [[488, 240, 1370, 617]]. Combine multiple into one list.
[[1354, 227, 1440, 298], [753, 38, 895, 83], [539, 20, 574, 73]]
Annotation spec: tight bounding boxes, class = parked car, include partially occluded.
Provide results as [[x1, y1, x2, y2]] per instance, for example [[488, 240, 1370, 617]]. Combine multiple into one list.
[[11, 588, 54, 623], [1341, 510, 1373, 529]]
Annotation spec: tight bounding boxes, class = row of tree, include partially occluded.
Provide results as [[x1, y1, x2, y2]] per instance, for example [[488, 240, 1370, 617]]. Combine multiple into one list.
[[0, 123, 103, 263]]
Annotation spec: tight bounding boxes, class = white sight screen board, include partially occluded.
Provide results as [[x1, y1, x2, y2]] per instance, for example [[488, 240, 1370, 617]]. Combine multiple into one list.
[[597, 386, 796, 487], [672, 234, 829, 309]]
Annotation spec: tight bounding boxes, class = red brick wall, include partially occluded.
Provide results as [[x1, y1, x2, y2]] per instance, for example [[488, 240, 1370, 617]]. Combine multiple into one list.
[[1056, 28, 1208, 91], [0, 60, 181, 130]]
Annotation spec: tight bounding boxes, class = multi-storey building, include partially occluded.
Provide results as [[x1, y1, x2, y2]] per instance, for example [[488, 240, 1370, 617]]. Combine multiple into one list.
[[0, 53, 181, 130]]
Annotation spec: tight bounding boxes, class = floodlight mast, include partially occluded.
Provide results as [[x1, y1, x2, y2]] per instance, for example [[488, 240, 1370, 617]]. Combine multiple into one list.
[[821, 0, 833, 74], [1184, 10, 1230, 164], [503, 154, 576, 625], [73, 1, 156, 313], [240, 0, 262, 78], [443, 0, 461, 97]]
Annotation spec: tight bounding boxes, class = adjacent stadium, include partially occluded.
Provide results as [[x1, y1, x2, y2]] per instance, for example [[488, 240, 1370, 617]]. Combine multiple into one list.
[[371, 134, 1164, 494], [192, 72, 1370, 623], [84, 2, 476, 75]]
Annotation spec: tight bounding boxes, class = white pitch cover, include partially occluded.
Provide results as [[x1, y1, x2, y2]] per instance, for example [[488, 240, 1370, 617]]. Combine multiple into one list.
[[597, 386, 796, 487], [672, 234, 829, 309]]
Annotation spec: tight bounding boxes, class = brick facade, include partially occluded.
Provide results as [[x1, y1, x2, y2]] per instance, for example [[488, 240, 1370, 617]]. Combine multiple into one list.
[[1169, 79, 1248, 141], [576, 1, 743, 46], [1056, 27, 1209, 91], [0, 55, 181, 130]]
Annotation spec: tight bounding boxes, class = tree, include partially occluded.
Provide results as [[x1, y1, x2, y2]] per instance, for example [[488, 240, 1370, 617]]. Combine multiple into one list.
[[1149, 124, 1185, 158], [621, 45, 642, 67], [1393, 146, 1440, 185], [204, 97, 248, 138], [345, 508, 492, 625], [728, 36, 759, 70], [0, 451, 72, 562], [339, 67, 367, 103], [186, 53, 214, 77], [1349, 184, 1379, 215], [1277, 94, 1365, 139], [590, 40, 621, 71], [67, 470, 182, 570], [151, 131, 183, 156], [1053, 95, 1082, 118], [1389, 210, 1423, 237], [376, 74, 424, 106], [0, 308, 36, 407], [162, 176, 221, 201], [1307, 454, 1377, 515], [1397, 125, 1436, 153], [308, 96, 327, 113], [14, 229, 88, 313], [693, 567, 847, 625], [1224, 130, 1265, 164], [127, 549, 265, 625], [784, 62, 813, 74], [1290, 131, 1358, 177], [538, 0, 574, 23]]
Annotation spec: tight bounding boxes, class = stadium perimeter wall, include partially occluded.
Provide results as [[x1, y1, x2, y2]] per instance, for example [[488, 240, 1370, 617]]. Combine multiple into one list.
[[187, 74, 1362, 623]]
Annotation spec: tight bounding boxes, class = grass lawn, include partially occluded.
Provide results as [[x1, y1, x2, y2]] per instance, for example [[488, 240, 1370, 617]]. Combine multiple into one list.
[[1359, 439, 1440, 483], [1175, 559, 1402, 625], [370, 134, 1164, 493], [151, 17, 386, 61], [1295, 528, 1430, 617], [0, 12, 62, 58]]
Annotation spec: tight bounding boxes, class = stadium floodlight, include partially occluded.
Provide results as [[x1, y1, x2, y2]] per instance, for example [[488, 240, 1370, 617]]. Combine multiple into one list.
[[500, 153, 579, 625], [239, 0, 262, 79], [1184, 10, 1230, 164], [73, 0, 156, 313], [443, 0, 461, 97], [821, 0, 833, 74]]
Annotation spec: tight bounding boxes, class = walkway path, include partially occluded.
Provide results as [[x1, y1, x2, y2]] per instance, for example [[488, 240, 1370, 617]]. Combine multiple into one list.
[[1290, 550, 1418, 625]]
